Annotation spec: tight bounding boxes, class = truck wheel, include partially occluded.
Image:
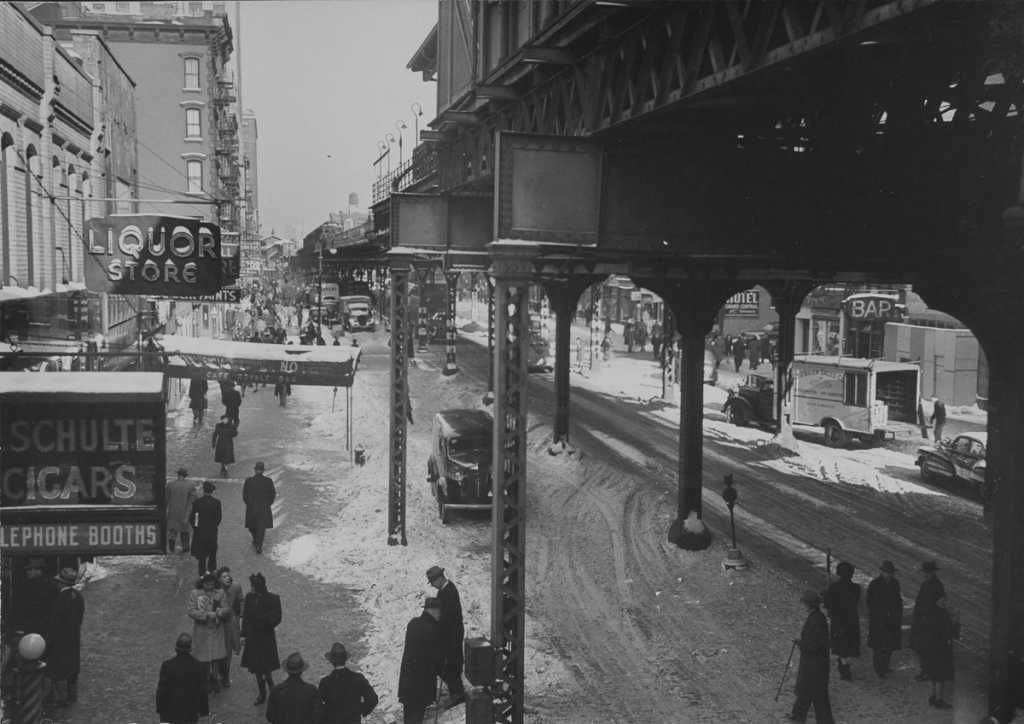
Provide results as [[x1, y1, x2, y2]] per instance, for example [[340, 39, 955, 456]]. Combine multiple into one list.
[[823, 422, 846, 448], [726, 404, 748, 427]]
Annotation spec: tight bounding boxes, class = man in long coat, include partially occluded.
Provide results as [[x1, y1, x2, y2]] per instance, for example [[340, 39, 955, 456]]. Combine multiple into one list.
[[823, 561, 861, 681], [241, 572, 282, 705], [243, 462, 276, 554], [167, 467, 197, 554], [427, 566, 466, 707], [156, 633, 208, 724], [46, 567, 85, 707], [866, 560, 902, 677], [398, 598, 443, 724], [910, 561, 945, 680], [222, 380, 242, 427], [190, 481, 222, 576], [789, 590, 835, 724], [265, 652, 322, 724]]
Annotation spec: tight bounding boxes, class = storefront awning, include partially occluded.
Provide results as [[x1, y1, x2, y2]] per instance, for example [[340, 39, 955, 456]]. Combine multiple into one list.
[[157, 335, 359, 387]]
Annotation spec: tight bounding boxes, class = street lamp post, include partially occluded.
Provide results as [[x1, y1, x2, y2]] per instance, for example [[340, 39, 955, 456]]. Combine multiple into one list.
[[721, 474, 749, 571], [317, 244, 324, 343], [384, 132, 396, 175], [410, 102, 423, 149], [395, 120, 407, 166]]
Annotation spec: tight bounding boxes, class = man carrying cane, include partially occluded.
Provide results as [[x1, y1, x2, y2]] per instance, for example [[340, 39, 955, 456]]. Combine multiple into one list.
[[788, 590, 835, 724]]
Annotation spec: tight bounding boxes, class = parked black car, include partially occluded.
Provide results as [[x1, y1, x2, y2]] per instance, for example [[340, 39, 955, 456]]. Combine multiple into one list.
[[427, 409, 493, 524], [722, 371, 775, 428]]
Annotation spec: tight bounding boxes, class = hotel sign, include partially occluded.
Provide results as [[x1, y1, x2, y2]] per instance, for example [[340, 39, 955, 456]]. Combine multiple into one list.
[[86, 214, 226, 296], [724, 290, 760, 316]]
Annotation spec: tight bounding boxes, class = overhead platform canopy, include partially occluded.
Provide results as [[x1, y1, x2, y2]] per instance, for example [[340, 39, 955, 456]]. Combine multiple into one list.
[[0, 372, 166, 401], [158, 335, 359, 387]]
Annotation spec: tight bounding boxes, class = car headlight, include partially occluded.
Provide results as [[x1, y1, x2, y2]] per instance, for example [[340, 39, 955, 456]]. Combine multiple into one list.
[[450, 469, 464, 482]]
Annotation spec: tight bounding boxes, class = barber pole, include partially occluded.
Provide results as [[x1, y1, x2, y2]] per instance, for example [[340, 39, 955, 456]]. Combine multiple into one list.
[[444, 270, 459, 376]]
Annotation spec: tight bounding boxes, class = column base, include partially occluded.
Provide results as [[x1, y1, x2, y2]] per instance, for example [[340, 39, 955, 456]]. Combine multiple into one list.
[[481, 390, 495, 406], [667, 512, 712, 550], [722, 547, 750, 571], [547, 438, 578, 456], [443, 363, 459, 376]]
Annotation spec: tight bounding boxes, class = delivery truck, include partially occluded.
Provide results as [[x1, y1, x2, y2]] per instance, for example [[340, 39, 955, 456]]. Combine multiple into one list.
[[785, 355, 920, 447]]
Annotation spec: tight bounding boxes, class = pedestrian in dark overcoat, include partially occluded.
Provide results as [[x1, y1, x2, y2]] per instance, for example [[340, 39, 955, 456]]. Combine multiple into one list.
[[265, 652, 322, 724], [789, 590, 835, 724], [212, 416, 237, 477], [318, 642, 379, 724], [823, 561, 861, 681], [930, 397, 947, 442], [188, 377, 208, 424], [910, 560, 945, 680], [747, 335, 762, 370], [427, 566, 466, 706], [731, 336, 745, 372], [651, 322, 663, 360], [167, 467, 197, 554], [623, 320, 634, 353], [917, 593, 957, 709], [190, 481, 222, 577], [45, 567, 85, 707], [866, 560, 902, 678], [223, 380, 242, 426], [398, 598, 444, 724], [635, 319, 648, 352], [155, 633, 209, 724], [243, 461, 276, 554], [241, 572, 282, 705]]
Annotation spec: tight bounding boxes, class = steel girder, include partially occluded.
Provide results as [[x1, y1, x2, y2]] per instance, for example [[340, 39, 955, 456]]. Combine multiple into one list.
[[387, 262, 411, 546], [489, 248, 533, 724], [415, 266, 431, 353]]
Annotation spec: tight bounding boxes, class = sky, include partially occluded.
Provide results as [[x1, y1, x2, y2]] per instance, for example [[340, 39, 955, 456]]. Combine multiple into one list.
[[237, 1, 438, 240]]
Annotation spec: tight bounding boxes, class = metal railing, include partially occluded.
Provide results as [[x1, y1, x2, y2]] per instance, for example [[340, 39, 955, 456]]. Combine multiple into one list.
[[372, 144, 439, 205]]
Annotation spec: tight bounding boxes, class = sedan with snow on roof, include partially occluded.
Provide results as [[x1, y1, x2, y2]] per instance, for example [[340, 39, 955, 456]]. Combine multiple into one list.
[[916, 431, 987, 498]]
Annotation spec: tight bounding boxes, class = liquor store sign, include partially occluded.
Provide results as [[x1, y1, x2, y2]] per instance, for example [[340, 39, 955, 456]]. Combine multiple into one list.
[[0, 399, 165, 555], [86, 214, 225, 296]]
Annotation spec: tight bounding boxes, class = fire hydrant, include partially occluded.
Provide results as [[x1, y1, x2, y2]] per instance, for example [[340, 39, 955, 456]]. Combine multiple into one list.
[[354, 445, 366, 467]]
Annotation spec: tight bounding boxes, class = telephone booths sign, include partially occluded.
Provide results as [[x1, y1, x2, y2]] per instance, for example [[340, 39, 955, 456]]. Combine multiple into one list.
[[86, 214, 225, 296], [0, 372, 166, 555]]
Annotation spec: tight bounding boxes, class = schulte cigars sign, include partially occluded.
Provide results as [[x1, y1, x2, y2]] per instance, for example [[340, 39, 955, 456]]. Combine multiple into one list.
[[0, 399, 165, 555], [86, 214, 225, 296]]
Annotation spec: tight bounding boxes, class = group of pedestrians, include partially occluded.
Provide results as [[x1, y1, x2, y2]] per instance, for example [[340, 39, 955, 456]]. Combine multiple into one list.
[[787, 559, 959, 723]]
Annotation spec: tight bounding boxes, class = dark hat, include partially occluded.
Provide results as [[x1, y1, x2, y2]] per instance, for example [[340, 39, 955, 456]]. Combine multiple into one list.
[[426, 565, 445, 582], [284, 652, 308, 674], [880, 560, 896, 574], [921, 561, 939, 572], [200, 572, 218, 586], [423, 597, 441, 610], [203, 480, 216, 493], [800, 590, 821, 607], [324, 642, 348, 665], [175, 633, 193, 652], [177, 467, 188, 477], [836, 561, 855, 579], [55, 567, 78, 585], [254, 461, 265, 471]]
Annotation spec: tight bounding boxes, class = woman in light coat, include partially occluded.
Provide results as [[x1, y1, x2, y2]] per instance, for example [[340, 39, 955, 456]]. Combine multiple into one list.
[[187, 572, 229, 694]]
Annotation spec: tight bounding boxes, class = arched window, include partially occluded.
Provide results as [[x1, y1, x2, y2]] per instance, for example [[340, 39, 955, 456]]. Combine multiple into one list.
[[184, 57, 201, 90], [185, 107, 202, 138], [0, 133, 14, 286], [186, 160, 203, 193], [66, 164, 79, 282]]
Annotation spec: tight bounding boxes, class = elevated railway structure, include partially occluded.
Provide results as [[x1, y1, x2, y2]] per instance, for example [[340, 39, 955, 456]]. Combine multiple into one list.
[[366, 2, 1024, 721]]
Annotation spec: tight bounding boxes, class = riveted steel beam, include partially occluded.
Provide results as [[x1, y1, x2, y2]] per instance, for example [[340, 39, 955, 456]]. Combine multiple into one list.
[[443, 269, 460, 375], [387, 257, 411, 546]]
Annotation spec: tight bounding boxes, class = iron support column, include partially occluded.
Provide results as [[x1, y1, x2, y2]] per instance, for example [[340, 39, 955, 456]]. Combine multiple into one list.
[[589, 286, 602, 370], [415, 265, 430, 352], [387, 256, 411, 546], [765, 281, 815, 435], [486, 274, 496, 396], [443, 270, 459, 376], [544, 278, 590, 445], [489, 246, 533, 724]]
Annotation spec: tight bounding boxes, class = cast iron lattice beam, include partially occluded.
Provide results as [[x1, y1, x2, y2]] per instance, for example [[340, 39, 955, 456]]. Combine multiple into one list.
[[490, 248, 533, 724], [388, 262, 411, 546], [444, 270, 460, 375]]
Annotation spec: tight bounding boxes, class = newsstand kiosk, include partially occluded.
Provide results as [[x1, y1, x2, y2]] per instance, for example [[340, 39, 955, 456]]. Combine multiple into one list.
[[0, 372, 166, 718]]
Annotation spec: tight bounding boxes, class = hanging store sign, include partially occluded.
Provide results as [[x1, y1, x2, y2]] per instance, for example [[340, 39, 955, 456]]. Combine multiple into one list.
[[85, 214, 225, 296], [0, 372, 166, 556], [724, 290, 760, 316], [843, 294, 905, 321], [156, 287, 241, 304]]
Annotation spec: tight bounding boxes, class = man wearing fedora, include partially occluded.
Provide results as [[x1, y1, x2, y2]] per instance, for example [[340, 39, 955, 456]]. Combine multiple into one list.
[[398, 598, 444, 724], [318, 642, 379, 723], [265, 652, 322, 724], [190, 481, 222, 577], [45, 567, 85, 708], [426, 565, 466, 708], [243, 461, 276, 554], [866, 560, 903, 678], [156, 633, 209, 724], [823, 561, 861, 681], [789, 590, 835, 724], [167, 467, 197, 555], [910, 560, 945, 681]]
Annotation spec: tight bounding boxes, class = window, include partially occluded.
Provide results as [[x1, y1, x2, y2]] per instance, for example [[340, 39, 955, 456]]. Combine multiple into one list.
[[189, 1, 202, 13], [186, 160, 203, 193], [115, 1, 130, 10], [843, 372, 867, 407], [184, 57, 201, 90], [185, 108, 201, 138]]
